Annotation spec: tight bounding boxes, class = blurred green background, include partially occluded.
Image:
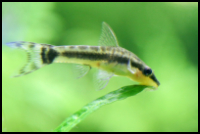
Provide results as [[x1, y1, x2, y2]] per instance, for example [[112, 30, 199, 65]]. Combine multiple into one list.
[[2, 2, 198, 132]]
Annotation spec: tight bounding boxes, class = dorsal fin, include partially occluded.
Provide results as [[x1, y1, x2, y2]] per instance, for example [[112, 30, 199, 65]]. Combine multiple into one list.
[[98, 22, 119, 47]]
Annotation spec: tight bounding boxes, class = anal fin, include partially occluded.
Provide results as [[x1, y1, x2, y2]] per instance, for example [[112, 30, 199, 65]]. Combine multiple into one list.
[[74, 64, 91, 79]]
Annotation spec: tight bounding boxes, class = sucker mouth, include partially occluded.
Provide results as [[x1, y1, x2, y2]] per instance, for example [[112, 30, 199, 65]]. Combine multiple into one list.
[[150, 74, 160, 86]]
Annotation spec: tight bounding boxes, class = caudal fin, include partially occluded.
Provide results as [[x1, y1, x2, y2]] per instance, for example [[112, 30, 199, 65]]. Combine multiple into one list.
[[6, 41, 58, 77]]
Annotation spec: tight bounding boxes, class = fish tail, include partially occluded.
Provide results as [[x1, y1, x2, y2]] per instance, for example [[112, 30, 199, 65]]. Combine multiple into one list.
[[6, 41, 59, 77]]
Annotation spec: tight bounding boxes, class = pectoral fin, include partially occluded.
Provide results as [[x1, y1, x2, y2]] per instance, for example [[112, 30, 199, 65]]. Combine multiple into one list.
[[127, 60, 136, 74]]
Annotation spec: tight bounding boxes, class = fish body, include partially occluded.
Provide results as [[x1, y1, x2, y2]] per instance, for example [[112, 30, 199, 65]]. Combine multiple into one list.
[[6, 22, 160, 89]]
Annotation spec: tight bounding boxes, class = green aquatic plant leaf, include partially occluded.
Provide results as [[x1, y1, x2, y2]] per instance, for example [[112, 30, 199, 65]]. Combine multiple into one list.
[[53, 85, 148, 132]]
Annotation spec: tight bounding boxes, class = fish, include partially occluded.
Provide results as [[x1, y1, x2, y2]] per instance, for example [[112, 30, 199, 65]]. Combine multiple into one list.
[[6, 22, 160, 90]]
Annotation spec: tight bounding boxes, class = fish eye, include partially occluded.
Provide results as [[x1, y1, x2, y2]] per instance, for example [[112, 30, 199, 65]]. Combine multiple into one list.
[[143, 68, 152, 76]]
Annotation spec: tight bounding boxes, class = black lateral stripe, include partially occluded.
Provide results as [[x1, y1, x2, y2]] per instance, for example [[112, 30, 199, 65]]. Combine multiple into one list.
[[41, 47, 48, 64], [47, 47, 59, 63], [62, 51, 143, 71]]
